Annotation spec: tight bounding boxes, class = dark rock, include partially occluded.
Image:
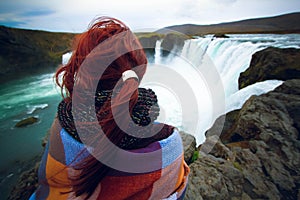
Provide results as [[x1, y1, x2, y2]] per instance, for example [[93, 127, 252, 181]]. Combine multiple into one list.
[[15, 116, 38, 127], [7, 162, 40, 200], [213, 33, 229, 38], [160, 33, 190, 57], [205, 109, 241, 144], [179, 131, 197, 164], [239, 47, 300, 89], [186, 79, 300, 200]]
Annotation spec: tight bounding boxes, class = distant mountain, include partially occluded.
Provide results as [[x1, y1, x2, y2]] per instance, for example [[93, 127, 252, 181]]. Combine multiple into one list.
[[158, 12, 300, 35]]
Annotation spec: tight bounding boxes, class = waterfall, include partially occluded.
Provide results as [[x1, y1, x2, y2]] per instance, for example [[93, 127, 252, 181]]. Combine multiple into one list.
[[154, 40, 162, 64], [143, 34, 300, 144]]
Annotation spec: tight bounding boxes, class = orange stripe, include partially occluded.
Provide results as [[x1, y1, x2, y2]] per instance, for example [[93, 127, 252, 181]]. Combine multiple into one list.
[[45, 153, 71, 200], [174, 155, 185, 190], [97, 171, 161, 200]]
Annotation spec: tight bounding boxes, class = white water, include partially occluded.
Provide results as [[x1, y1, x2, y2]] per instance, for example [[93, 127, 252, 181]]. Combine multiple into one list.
[[143, 34, 300, 144]]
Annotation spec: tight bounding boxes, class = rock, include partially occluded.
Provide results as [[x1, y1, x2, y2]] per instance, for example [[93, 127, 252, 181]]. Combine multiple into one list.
[[213, 33, 229, 38], [7, 162, 40, 200], [205, 109, 241, 144], [179, 131, 197, 164], [187, 79, 300, 200], [160, 33, 191, 57], [185, 152, 244, 200], [239, 47, 300, 89], [15, 116, 38, 127]]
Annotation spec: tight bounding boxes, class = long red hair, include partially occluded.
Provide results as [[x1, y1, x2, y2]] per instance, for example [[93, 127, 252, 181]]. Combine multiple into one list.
[[55, 17, 147, 198]]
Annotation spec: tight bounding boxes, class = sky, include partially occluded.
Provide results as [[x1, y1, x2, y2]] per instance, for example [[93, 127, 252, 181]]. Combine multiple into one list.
[[0, 0, 300, 33]]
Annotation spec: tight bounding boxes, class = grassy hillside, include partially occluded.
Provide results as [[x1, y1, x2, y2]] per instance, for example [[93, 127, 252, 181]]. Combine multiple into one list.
[[158, 12, 300, 35], [0, 26, 75, 81]]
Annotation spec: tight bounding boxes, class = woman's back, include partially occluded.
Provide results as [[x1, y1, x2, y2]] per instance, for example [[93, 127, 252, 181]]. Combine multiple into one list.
[[29, 17, 189, 200]]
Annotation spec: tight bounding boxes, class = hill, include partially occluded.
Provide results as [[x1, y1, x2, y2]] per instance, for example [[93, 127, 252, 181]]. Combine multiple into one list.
[[158, 12, 300, 35], [0, 26, 75, 82]]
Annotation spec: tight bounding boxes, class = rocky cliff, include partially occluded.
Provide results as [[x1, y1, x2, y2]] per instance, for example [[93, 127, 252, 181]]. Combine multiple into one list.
[[186, 79, 300, 199]]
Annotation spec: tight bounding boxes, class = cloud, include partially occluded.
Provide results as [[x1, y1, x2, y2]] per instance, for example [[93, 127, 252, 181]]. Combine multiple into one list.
[[0, 20, 26, 27], [21, 9, 56, 17], [0, 0, 299, 32], [213, 0, 237, 4]]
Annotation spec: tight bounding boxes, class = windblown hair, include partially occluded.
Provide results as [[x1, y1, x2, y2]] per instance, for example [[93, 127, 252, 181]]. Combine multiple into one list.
[[55, 17, 147, 198]]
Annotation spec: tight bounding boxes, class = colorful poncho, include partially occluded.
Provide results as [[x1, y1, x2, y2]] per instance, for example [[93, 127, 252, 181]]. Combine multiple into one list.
[[29, 118, 190, 200]]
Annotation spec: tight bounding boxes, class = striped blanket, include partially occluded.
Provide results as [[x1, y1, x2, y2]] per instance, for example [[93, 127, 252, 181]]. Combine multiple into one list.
[[29, 118, 189, 200]]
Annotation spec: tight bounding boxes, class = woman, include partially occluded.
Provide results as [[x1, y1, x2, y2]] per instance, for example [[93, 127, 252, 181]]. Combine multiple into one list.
[[30, 17, 189, 200]]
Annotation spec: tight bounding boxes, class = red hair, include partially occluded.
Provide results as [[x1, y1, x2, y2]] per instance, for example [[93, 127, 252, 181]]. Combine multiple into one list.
[[55, 17, 147, 198]]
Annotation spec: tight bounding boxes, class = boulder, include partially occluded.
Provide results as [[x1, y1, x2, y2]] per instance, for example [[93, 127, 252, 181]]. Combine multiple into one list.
[[180, 131, 197, 164], [15, 116, 38, 127], [239, 47, 300, 89], [213, 33, 229, 38]]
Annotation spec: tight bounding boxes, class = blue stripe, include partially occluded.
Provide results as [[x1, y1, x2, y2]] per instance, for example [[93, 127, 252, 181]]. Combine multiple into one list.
[[30, 142, 50, 199], [28, 192, 36, 200], [160, 130, 183, 169], [60, 128, 89, 166]]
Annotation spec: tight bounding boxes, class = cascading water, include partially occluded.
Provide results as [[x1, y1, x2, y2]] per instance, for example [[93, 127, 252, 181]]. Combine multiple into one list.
[[143, 34, 300, 144]]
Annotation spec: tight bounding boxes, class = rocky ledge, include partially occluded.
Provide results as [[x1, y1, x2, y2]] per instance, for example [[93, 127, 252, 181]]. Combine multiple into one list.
[[239, 47, 300, 89], [186, 79, 300, 199]]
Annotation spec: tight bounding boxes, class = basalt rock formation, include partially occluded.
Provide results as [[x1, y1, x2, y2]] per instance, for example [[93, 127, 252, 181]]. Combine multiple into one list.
[[186, 79, 300, 199], [239, 47, 300, 89]]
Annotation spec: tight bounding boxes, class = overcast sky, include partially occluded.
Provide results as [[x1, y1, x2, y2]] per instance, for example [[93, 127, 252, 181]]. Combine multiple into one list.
[[0, 0, 300, 33]]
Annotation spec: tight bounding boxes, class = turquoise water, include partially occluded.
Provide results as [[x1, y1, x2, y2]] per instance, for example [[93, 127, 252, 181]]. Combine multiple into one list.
[[0, 73, 61, 199]]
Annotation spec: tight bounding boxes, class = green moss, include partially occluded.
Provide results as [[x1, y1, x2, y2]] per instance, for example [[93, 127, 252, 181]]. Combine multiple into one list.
[[191, 150, 199, 163], [233, 161, 242, 171]]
